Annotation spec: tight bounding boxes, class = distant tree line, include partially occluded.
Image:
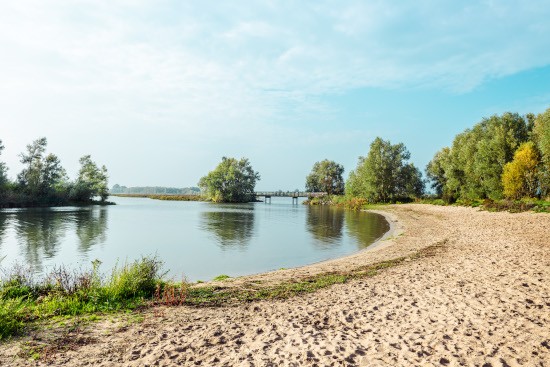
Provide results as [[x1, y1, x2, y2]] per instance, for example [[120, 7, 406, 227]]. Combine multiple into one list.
[[0, 137, 109, 208], [426, 108, 550, 202], [110, 185, 200, 195]]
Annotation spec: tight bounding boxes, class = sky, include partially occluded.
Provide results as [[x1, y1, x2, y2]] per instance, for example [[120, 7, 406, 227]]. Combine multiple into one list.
[[1, 1, 550, 191]]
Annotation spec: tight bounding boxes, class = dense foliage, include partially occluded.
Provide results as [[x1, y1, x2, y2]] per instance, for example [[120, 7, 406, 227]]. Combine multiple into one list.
[[533, 108, 550, 197], [427, 108, 550, 202], [502, 142, 540, 199], [0, 137, 109, 207], [346, 137, 424, 202], [198, 157, 260, 203], [305, 159, 345, 195]]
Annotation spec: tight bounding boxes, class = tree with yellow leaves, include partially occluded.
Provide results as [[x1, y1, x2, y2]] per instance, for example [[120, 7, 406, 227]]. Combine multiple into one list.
[[502, 142, 540, 199]]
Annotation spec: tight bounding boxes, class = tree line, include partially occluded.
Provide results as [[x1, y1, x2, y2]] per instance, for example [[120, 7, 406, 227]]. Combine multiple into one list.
[[427, 108, 549, 202], [5, 107, 547, 207], [200, 106, 549, 204], [0, 137, 109, 207]]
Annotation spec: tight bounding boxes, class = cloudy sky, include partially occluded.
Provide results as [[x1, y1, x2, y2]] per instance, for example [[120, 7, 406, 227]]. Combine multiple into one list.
[[1, 1, 550, 190]]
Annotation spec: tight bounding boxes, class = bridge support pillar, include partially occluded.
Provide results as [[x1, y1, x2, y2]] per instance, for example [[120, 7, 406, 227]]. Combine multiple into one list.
[[292, 197, 298, 205], [265, 195, 271, 204]]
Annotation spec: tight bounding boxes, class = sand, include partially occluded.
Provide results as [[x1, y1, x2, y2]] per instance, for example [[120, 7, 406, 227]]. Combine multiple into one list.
[[1, 204, 548, 366]]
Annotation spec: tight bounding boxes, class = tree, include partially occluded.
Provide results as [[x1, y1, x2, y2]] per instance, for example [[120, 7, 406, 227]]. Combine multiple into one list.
[[17, 137, 47, 195], [533, 107, 550, 197], [346, 137, 424, 202], [71, 155, 109, 202], [502, 142, 540, 199], [41, 153, 67, 195], [0, 139, 7, 189], [426, 147, 450, 197], [429, 112, 530, 201], [305, 159, 345, 195], [17, 137, 67, 198], [198, 157, 260, 203]]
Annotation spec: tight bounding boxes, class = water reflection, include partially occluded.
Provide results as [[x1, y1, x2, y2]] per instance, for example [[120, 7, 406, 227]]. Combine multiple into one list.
[[0, 214, 8, 251], [201, 209, 255, 249], [306, 206, 344, 246], [75, 208, 108, 254], [5, 207, 108, 270], [14, 209, 68, 270], [345, 210, 390, 249]]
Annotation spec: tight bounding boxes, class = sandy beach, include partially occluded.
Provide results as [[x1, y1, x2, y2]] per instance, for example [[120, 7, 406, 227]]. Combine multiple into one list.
[[1, 204, 548, 366]]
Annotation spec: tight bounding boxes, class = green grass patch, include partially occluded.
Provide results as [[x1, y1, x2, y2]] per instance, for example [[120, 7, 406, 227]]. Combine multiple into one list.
[[184, 256, 426, 307], [0, 256, 164, 340], [415, 197, 550, 213], [212, 274, 231, 281], [304, 195, 385, 210]]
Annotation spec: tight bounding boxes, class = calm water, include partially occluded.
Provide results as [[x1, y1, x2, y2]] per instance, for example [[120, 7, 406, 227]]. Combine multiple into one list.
[[0, 196, 389, 281]]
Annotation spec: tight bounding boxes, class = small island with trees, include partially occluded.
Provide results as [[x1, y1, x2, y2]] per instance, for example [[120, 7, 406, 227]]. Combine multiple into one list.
[[0, 137, 110, 208]]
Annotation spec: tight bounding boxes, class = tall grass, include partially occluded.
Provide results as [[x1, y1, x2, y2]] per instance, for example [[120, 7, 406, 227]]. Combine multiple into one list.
[[0, 256, 164, 340]]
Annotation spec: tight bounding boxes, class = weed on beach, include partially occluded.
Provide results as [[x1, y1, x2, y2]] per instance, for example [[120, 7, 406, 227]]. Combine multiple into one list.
[[0, 256, 164, 340]]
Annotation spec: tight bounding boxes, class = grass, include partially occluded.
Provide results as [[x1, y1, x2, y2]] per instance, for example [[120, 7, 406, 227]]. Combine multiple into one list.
[[212, 274, 231, 281], [304, 195, 385, 210], [183, 245, 444, 307], [416, 197, 550, 213], [0, 256, 165, 340]]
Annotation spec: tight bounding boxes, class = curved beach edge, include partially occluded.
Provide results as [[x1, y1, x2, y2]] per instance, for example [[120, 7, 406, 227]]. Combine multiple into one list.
[[205, 207, 407, 288]]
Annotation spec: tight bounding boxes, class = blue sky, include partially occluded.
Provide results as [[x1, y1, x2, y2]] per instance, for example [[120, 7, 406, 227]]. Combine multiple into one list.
[[1, 1, 549, 190]]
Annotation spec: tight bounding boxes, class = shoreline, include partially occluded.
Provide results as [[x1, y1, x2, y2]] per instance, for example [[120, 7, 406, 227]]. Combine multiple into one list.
[[211, 207, 411, 289], [1, 204, 548, 366]]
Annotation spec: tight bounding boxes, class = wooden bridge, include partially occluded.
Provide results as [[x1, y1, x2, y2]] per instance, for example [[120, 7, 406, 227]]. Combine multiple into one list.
[[255, 191, 326, 204]]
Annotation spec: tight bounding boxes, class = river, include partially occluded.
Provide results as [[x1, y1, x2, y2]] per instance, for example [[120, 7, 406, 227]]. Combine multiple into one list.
[[0, 196, 389, 281]]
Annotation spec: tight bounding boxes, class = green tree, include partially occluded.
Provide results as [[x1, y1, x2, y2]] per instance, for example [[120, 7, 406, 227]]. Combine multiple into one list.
[[198, 157, 260, 203], [346, 137, 424, 202], [426, 147, 450, 197], [17, 137, 67, 199], [71, 155, 109, 202], [305, 159, 345, 195], [17, 137, 47, 195], [0, 139, 7, 189], [41, 153, 67, 195], [430, 112, 530, 201], [533, 107, 550, 197], [502, 142, 540, 199]]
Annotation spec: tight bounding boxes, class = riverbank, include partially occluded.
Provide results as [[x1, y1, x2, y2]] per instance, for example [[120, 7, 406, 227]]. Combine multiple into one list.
[[1, 204, 548, 366]]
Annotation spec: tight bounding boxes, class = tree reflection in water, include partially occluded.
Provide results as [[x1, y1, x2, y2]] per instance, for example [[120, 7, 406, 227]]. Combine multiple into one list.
[[201, 208, 255, 249], [344, 210, 390, 249], [13, 209, 68, 270], [75, 208, 108, 254], [9, 207, 108, 270], [306, 206, 344, 247], [0, 214, 8, 252]]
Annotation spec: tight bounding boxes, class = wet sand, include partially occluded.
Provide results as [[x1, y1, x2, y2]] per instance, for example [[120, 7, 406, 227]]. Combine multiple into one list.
[[1, 204, 548, 366]]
